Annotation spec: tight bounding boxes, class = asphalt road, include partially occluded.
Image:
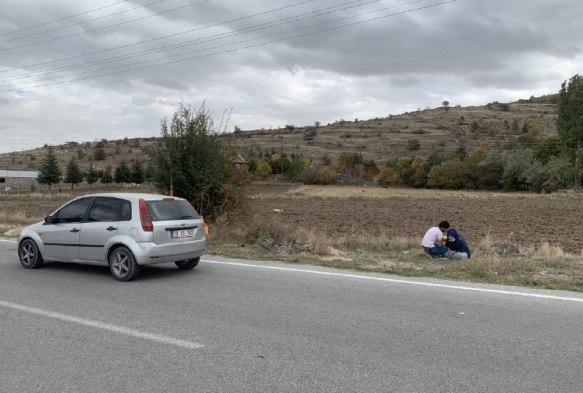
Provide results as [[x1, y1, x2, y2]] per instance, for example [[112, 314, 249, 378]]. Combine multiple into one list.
[[1, 239, 583, 393]]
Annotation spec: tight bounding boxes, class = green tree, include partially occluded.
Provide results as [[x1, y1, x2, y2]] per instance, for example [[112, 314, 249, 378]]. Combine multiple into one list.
[[64, 156, 84, 190], [532, 137, 568, 164], [37, 146, 62, 191], [471, 121, 479, 132], [454, 145, 467, 161], [85, 161, 99, 189], [100, 165, 113, 189], [557, 74, 583, 149], [256, 160, 272, 179], [336, 151, 364, 173], [131, 160, 145, 185], [502, 149, 542, 191], [511, 119, 519, 134], [149, 103, 247, 220], [114, 160, 132, 185], [542, 155, 574, 192]]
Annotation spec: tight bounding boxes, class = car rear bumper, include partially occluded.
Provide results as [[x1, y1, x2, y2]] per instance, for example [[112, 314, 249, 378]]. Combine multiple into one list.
[[131, 238, 206, 265]]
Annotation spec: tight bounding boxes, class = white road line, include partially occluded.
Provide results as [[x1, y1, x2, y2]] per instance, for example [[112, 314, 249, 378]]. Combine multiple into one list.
[[0, 299, 204, 349], [0, 239, 16, 243], [201, 259, 583, 303], [1, 237, 580, 303]]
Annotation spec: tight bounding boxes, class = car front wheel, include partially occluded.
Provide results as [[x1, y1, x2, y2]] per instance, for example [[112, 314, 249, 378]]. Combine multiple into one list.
[[109, 247, 140, 282], [19, 239, 44, 269], [175, 257, 200, 270]]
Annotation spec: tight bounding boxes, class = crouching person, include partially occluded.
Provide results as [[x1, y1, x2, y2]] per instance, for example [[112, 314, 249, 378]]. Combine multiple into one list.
[[446, 228, 471, 259], [421, 221, 450, 258]]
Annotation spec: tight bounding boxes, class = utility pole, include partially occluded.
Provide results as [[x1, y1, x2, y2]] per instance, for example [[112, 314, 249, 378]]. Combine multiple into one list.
[[169, 168, 174, 196], [280, 137, 283, 178], [577, 143, 582, 191]]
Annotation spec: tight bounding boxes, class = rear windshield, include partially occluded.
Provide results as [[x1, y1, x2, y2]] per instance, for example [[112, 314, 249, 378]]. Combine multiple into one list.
[[145, 199, 200, 221]]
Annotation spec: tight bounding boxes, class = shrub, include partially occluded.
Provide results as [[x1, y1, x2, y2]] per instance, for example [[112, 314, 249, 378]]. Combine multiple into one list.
[[407, 139, 421, 150], [93, 148, 106, 161], [302, 167, 336, 185], [426, 161, 472, 189], [471, 162, 504, 189]]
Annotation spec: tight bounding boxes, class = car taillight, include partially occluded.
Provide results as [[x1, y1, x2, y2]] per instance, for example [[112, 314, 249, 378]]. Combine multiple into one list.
[[139, 199, 153, 232]]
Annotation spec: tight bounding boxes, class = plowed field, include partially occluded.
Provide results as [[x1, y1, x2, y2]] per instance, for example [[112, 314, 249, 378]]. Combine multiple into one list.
[[249, 185, 583, 253]]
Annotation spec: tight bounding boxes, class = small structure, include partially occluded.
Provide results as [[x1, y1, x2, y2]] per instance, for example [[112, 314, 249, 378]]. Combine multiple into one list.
[[231, 154, 248, 173], [0, 170, 39, 192]]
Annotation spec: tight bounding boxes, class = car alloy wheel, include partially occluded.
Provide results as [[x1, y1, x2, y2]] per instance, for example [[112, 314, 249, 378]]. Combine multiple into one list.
[[109, 246, 140, 282], [19, 239, 44, 269]]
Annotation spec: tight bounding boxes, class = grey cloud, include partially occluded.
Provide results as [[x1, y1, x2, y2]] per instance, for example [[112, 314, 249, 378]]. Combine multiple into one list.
[[131, 95, 156, 106], [0, 0, 582, 154]]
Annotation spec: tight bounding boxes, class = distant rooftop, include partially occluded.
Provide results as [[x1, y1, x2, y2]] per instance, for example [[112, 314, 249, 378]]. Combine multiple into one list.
[[0, 170, 39, 178]]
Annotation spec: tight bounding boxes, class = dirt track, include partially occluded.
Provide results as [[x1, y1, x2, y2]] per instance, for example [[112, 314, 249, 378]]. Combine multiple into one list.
[[249, 186, 583, 253]]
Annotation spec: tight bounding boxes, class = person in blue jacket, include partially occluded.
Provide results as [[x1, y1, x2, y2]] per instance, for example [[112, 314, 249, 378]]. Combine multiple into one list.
[[446, 228, 472, 259]]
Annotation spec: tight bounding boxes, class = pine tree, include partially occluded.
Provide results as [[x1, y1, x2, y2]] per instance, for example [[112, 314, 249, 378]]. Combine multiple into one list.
[[85, 161, 99, 189], [64, 156, 84, 190], [114, 160, 131, 185], [100, 165, 113, 189], [37, 146, 62, 191], [131, 160, 145, 185]]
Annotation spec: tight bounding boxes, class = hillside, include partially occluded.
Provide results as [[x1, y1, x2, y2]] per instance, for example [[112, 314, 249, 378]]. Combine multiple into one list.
[[0, 94, 559, 172]]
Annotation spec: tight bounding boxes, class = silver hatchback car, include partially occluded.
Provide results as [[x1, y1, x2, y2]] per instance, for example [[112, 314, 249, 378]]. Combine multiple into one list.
[[17, 193, 206, 281]]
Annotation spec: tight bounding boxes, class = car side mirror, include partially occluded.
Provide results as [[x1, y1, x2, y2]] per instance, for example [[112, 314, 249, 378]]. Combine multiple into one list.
[[44, 216, 56, 224]]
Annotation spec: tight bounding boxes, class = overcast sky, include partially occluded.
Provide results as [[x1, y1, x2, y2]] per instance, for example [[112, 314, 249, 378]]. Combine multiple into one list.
[[0, 0, 581, 153]]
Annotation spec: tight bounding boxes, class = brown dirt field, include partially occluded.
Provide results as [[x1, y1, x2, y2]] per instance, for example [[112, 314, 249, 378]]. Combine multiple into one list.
[[248, 185, 583, 254]]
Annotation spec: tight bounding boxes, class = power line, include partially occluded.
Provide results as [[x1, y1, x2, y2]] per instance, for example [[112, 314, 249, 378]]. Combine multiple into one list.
[[0, 0, 132, 37], [0, 0, 178, 44], [2, 0, 448, 92], [0, 0, 348, 82], [0, 0, 325, 75], [0, 0, 398, 86], [0, 0, 210, 53]]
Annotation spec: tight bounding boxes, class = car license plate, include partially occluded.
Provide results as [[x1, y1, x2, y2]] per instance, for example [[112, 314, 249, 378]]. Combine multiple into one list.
[[170, 229, 194, 239]]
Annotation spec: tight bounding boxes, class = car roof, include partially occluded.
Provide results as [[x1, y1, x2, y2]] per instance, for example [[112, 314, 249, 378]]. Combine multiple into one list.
[[75, 193, 185, 201]]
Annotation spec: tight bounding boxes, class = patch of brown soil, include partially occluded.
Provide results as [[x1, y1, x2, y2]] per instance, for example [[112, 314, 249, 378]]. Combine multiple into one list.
[[249, 186, 583, 253]]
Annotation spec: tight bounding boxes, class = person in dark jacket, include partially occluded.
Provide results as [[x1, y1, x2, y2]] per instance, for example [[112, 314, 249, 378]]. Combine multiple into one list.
[[446, 228, 471, 259]]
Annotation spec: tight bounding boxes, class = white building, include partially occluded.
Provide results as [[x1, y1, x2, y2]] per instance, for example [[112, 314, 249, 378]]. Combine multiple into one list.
[[0, 169, 39, 191]]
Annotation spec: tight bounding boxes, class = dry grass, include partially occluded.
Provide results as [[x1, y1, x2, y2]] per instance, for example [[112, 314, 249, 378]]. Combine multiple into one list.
[[0, 208, 44, 226], [0, 192, 74, 201], [207, 212, 583, 292]]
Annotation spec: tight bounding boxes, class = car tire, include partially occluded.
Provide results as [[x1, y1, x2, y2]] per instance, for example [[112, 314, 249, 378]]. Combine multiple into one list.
[[18, 239, 44, 269], [109, 246, 140, 282], [175, 257, 200, 270]]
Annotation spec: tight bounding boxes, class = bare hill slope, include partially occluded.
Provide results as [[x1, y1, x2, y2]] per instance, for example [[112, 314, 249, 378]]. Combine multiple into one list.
[[0, 95, 559, 171]]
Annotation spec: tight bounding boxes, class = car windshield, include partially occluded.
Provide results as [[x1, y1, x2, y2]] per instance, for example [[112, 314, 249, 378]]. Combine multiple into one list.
[[145, 199, 200, 221]]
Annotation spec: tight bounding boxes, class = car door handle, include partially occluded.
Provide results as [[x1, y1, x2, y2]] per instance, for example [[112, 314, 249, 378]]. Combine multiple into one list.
[[70, 228, 79, 233], [106, 226, 117, 231]]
